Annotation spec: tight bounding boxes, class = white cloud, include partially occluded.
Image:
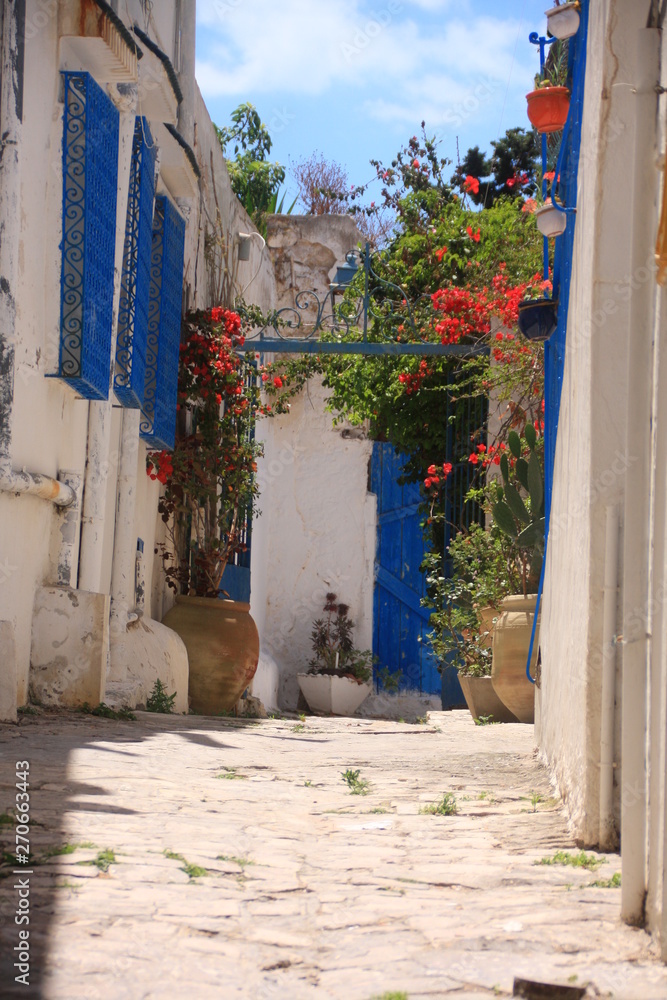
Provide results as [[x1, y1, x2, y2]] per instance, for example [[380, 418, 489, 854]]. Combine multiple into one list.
[[195, 0, 535, 129]]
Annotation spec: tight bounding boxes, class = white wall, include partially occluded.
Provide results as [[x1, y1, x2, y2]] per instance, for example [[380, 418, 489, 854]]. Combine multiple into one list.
[[252, 215, 376, 711], [0, 1, 277, 718]]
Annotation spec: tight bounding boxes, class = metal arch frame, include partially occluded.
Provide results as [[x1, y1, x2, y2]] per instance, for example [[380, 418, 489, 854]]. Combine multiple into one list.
[[245, 241, 488, 358]]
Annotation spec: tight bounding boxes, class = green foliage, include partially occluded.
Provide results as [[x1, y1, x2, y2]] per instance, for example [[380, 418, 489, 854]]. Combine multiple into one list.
[[164, 850, 208, 879], [376, 665, 402, 693], [491, 427, 545, 594], [536, 850, 603, 871], [79, 702, 136, 721], [78, 849, 116, 873], [309, 593, 374, 682], [422, 524, 516, 675], [215, 103, 286, 234], [146, 679, 177, 714], [341, 769, 371, 795], [454, 127, 540, 207], [590, 872, 621, 888], [420, 793, 458, 816]]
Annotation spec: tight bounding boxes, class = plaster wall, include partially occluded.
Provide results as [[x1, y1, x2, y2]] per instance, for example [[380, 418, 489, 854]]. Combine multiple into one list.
[[0, 2, 277, 718], [539, 1, 650, 845], [255, 215, 376, 712]]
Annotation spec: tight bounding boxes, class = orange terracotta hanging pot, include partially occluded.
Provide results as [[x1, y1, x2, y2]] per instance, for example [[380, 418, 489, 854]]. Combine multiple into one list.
[[526, 86, 570, 134]]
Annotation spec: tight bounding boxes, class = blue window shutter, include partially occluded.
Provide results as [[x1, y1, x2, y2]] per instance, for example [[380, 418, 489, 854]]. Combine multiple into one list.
[[140, 195, 186, 450], [57, 72, 119, 400], [114, 117, 157, 407]]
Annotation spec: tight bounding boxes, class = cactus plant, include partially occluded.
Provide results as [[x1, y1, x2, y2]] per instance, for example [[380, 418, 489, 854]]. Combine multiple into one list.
[[491, 424, 545, 596]]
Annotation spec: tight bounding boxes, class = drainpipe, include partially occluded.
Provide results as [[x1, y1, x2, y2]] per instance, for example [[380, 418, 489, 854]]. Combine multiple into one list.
[[620, 26, 660, 926], [176, 0, 195, 148], [599, 505, 619, 850], [0, 0, 74, 509], [109, 408, 140, 635]]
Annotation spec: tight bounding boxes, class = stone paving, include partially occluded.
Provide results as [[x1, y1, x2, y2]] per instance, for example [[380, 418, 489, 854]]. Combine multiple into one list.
[[2, 709, 667, 999]]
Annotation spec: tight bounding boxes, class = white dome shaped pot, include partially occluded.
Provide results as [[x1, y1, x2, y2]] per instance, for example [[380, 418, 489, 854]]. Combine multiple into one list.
[[535, 202, 568, 238], [545, 2, 581, 41]]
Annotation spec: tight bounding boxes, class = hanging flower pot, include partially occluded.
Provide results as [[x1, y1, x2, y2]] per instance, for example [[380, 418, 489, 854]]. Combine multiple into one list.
[[535, 202, 568, 238], [526, 86, 570, 133], [517, 297, 559, 342], [545, 2, 581, 41]]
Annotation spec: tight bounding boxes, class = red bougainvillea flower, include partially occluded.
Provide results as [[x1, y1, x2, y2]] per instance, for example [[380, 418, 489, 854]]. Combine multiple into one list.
[[469, 453, 479, 465], [261, 373, 269, 382], [506, 176, 518, 189], [435, 246, 448, 262], [463, 175, 480, 194], [466, 225, 481, 243], [427, 464, 438, 476], [477, 443, 486, 453], [543, 171, 555, 182], [273, 376, 283, 389], [442, 462, 453, 477], [210, 306, 224, 322], [522, 198, 538, 213]]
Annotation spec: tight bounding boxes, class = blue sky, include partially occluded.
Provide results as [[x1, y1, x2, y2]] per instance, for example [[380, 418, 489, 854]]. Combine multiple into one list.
[[195, 0, 552, 206]]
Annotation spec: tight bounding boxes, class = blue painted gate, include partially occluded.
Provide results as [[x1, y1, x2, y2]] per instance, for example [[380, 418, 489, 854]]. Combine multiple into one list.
[[371, 443, 445, 697]]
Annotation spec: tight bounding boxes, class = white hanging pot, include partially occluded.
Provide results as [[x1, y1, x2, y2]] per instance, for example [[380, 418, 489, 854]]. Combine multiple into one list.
[[545, 2, 581, 41], [535, 203, 567, 238]]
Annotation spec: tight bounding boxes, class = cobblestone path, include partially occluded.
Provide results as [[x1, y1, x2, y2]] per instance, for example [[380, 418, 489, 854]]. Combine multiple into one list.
[[2, 710, 667, 999]]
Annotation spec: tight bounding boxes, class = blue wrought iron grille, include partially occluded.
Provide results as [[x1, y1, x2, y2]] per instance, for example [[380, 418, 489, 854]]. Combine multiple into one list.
[[58, 72, 119, 400], [114, 117, 157, 407], [140, 195, 186, 450], [544, 1, 589, 525]]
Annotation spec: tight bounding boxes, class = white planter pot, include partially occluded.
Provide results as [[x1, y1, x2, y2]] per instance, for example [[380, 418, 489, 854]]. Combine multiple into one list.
[[297, 673, 372, 716], [545, 3, 580, 41], [535, 203, 567, 238]]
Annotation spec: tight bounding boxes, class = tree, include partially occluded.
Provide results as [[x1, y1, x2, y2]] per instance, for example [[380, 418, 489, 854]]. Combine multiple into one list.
[[215, 103, 285, 232], [453, 127, 540, 206], [291, 151, 349, 215]]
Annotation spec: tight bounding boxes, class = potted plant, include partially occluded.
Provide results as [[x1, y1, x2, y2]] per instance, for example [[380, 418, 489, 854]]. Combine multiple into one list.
[[489, 425, 545, 723], [545, 2, 581, 41], [526, 42, 570, 134], [517, 278, 559, 342], [297, 594, 374, 716], [152, 307, 263, 715], [423, 526, 519, 723]]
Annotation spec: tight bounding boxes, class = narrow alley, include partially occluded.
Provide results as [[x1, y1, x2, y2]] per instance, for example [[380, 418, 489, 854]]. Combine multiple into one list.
[[1, 710, 666, 1000]]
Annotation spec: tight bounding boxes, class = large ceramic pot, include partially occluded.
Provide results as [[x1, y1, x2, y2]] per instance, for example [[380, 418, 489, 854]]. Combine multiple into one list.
[[491, 595, 539, 724], [162, 596, 259, 715], [458, 675, 519, 724], [478, 605, 497, 649], [297, 673, 371, 716], [526, 86, 570, 133]]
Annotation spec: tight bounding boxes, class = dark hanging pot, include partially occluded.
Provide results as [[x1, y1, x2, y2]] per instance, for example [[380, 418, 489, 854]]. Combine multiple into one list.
[[517, 298, 559, 342]]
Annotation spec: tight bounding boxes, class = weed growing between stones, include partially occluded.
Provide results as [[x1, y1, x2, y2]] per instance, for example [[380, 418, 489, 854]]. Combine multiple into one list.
[[590, 872, 621, 888], [420, 793, 458, 816], [77, 849, 116, 873], [535, 850, 603, 871], [79, 703, 136, 721], [146, 679, 176, 713], [164, 850, 208, 879], [216, 768, 247, 780], [341, 769, 371, 795]]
